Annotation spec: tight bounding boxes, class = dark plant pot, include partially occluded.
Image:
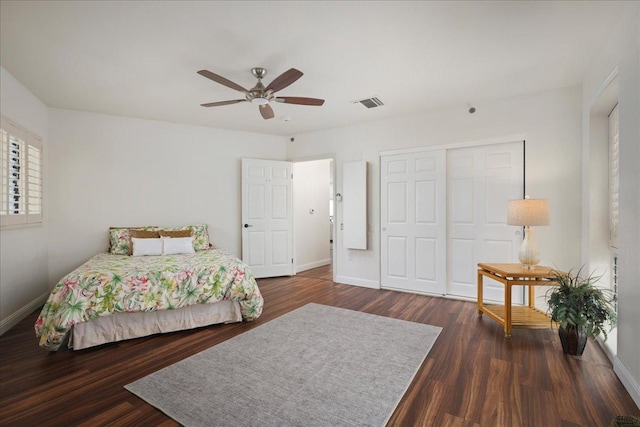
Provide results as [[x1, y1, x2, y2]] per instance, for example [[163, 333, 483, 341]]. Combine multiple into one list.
[[558, 326, 587, 355]]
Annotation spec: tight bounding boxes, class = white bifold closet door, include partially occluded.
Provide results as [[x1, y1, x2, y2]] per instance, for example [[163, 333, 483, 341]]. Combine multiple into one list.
[[381, 141, 524, 303]]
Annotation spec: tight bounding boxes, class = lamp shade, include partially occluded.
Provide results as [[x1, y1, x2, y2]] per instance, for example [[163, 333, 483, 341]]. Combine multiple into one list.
[[507, 198, 550, 226]]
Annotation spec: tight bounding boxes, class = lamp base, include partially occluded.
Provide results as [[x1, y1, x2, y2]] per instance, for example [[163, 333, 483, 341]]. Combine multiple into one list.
[[518, 226, 541, 269]]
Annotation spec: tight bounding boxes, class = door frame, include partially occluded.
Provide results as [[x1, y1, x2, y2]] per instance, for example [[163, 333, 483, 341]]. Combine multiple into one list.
[[289, 153, 337, 282], [379, 134, 527, 302]]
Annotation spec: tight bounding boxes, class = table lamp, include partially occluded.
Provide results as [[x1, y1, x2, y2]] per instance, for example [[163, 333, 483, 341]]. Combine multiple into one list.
[[507, 196, 550, 269]]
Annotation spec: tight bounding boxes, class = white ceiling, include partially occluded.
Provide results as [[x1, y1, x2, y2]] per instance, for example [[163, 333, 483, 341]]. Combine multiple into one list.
[[0, 1, 626, 136]]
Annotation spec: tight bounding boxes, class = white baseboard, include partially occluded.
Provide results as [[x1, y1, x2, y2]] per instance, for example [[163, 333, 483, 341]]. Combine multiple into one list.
[[595, 337, 640, 409], [0, 291, 49, 336], [295, 259, 331, 274], [335, 275, 380, 289], [613, 355, 640, 408]]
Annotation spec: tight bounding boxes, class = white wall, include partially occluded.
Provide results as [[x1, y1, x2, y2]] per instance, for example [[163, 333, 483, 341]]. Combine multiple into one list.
[[288, 86, 583, 288], [293, 159, 331, 272], [581, 3, 640, 406], [47, 109, 287, 285], [0, 67, 50, 332]]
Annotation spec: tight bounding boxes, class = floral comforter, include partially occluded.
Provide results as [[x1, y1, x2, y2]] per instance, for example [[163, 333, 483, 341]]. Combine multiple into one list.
[[35, 249, 263, 351]]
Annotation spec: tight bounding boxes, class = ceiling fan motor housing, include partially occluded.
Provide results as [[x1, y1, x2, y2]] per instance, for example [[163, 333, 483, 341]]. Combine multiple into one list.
[[247, 75, 272, 104]]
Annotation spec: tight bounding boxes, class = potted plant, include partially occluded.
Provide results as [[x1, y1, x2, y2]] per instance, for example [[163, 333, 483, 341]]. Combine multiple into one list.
[[546, 268, 617, 355]]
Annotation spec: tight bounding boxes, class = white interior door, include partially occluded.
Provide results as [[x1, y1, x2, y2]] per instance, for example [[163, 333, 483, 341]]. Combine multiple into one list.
[[242, 158, 294, 278], [381, 150, 447, 294], [447, 142, 524, 302]]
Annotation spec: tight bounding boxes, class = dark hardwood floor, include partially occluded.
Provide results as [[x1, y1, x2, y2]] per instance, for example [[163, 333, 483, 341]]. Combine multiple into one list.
[[1, 264, 638, 426]]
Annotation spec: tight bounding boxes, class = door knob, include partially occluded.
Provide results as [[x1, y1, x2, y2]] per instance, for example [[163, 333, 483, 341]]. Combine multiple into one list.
[[244, 224, 253, 228]]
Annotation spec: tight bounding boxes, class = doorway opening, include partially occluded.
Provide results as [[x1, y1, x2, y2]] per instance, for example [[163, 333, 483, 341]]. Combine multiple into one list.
[[292, 158, 335, 281]]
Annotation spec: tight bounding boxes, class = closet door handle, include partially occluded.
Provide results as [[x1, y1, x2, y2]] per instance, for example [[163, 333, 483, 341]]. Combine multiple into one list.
[[244, 224, 253, 228]]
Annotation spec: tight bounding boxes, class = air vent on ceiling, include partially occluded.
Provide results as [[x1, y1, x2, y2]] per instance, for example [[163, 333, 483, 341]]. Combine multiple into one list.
[[353, 96, 385, 109]]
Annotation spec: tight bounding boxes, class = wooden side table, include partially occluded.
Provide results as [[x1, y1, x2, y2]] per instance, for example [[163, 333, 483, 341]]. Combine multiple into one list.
[[477, 263, 558, 337]]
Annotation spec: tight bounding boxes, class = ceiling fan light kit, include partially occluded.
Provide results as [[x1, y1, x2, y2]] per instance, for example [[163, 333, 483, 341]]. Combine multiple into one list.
[[198, 67, 325, 120]]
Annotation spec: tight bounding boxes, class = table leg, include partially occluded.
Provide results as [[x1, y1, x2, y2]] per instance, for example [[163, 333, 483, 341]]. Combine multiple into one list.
[[505, 283, 512, 338], [477, 270, 483, 316], [529, 282, 535, 308]]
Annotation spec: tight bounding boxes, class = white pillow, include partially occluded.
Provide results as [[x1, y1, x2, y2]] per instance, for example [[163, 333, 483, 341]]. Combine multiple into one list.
[[131, 237, 163, 256], [162, 236, 195, 255]]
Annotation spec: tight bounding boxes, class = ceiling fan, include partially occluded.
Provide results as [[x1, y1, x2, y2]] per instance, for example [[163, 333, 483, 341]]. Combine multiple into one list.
[[197, 67, 325, 120]]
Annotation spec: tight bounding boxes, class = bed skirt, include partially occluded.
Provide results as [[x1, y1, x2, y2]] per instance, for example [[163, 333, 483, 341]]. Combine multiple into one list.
[[69, 300, 242, 350]]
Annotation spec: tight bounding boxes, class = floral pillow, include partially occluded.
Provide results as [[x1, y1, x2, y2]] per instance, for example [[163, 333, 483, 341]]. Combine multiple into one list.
[[109, 226, 158, 255]]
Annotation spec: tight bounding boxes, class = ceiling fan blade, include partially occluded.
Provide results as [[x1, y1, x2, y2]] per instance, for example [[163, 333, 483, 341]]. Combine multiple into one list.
[[260, 104, 275, 120], [200, 99, 247, 107], [265, 68, 303, 93], [274, 97, 325, 106], [197, 70, 248, 93]]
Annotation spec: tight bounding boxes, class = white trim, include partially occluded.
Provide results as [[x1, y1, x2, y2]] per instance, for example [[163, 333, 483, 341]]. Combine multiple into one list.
[[289, 152, 337, 163], [0, 291, 49, 335], [589, 66, 619, 109], [380, 286, 504, 305], [335, 275, 379, 289], [379, 133, 526, 157], [595, 336, 640, 409], [613, 355, 640, 408], [295, 259, 331, 274], [381, 286, 445, 298]]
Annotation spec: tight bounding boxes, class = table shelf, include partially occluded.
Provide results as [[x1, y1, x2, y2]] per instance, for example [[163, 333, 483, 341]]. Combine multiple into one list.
[[480, 305, 552, 329]]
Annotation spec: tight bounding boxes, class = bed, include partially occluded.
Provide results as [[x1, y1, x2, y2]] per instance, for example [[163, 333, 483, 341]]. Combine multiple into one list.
[[35, 248, 263, 351]]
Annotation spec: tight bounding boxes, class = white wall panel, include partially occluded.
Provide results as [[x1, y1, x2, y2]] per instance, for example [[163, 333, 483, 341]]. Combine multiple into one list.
[[343, 160, 367, 249]]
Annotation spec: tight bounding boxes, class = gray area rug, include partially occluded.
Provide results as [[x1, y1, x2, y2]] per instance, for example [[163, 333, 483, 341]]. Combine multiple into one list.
[[125, 303, 442, 427]]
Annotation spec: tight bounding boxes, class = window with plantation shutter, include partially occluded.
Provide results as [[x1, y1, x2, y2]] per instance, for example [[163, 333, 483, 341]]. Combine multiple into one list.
[[1, 115, 43, 228]]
